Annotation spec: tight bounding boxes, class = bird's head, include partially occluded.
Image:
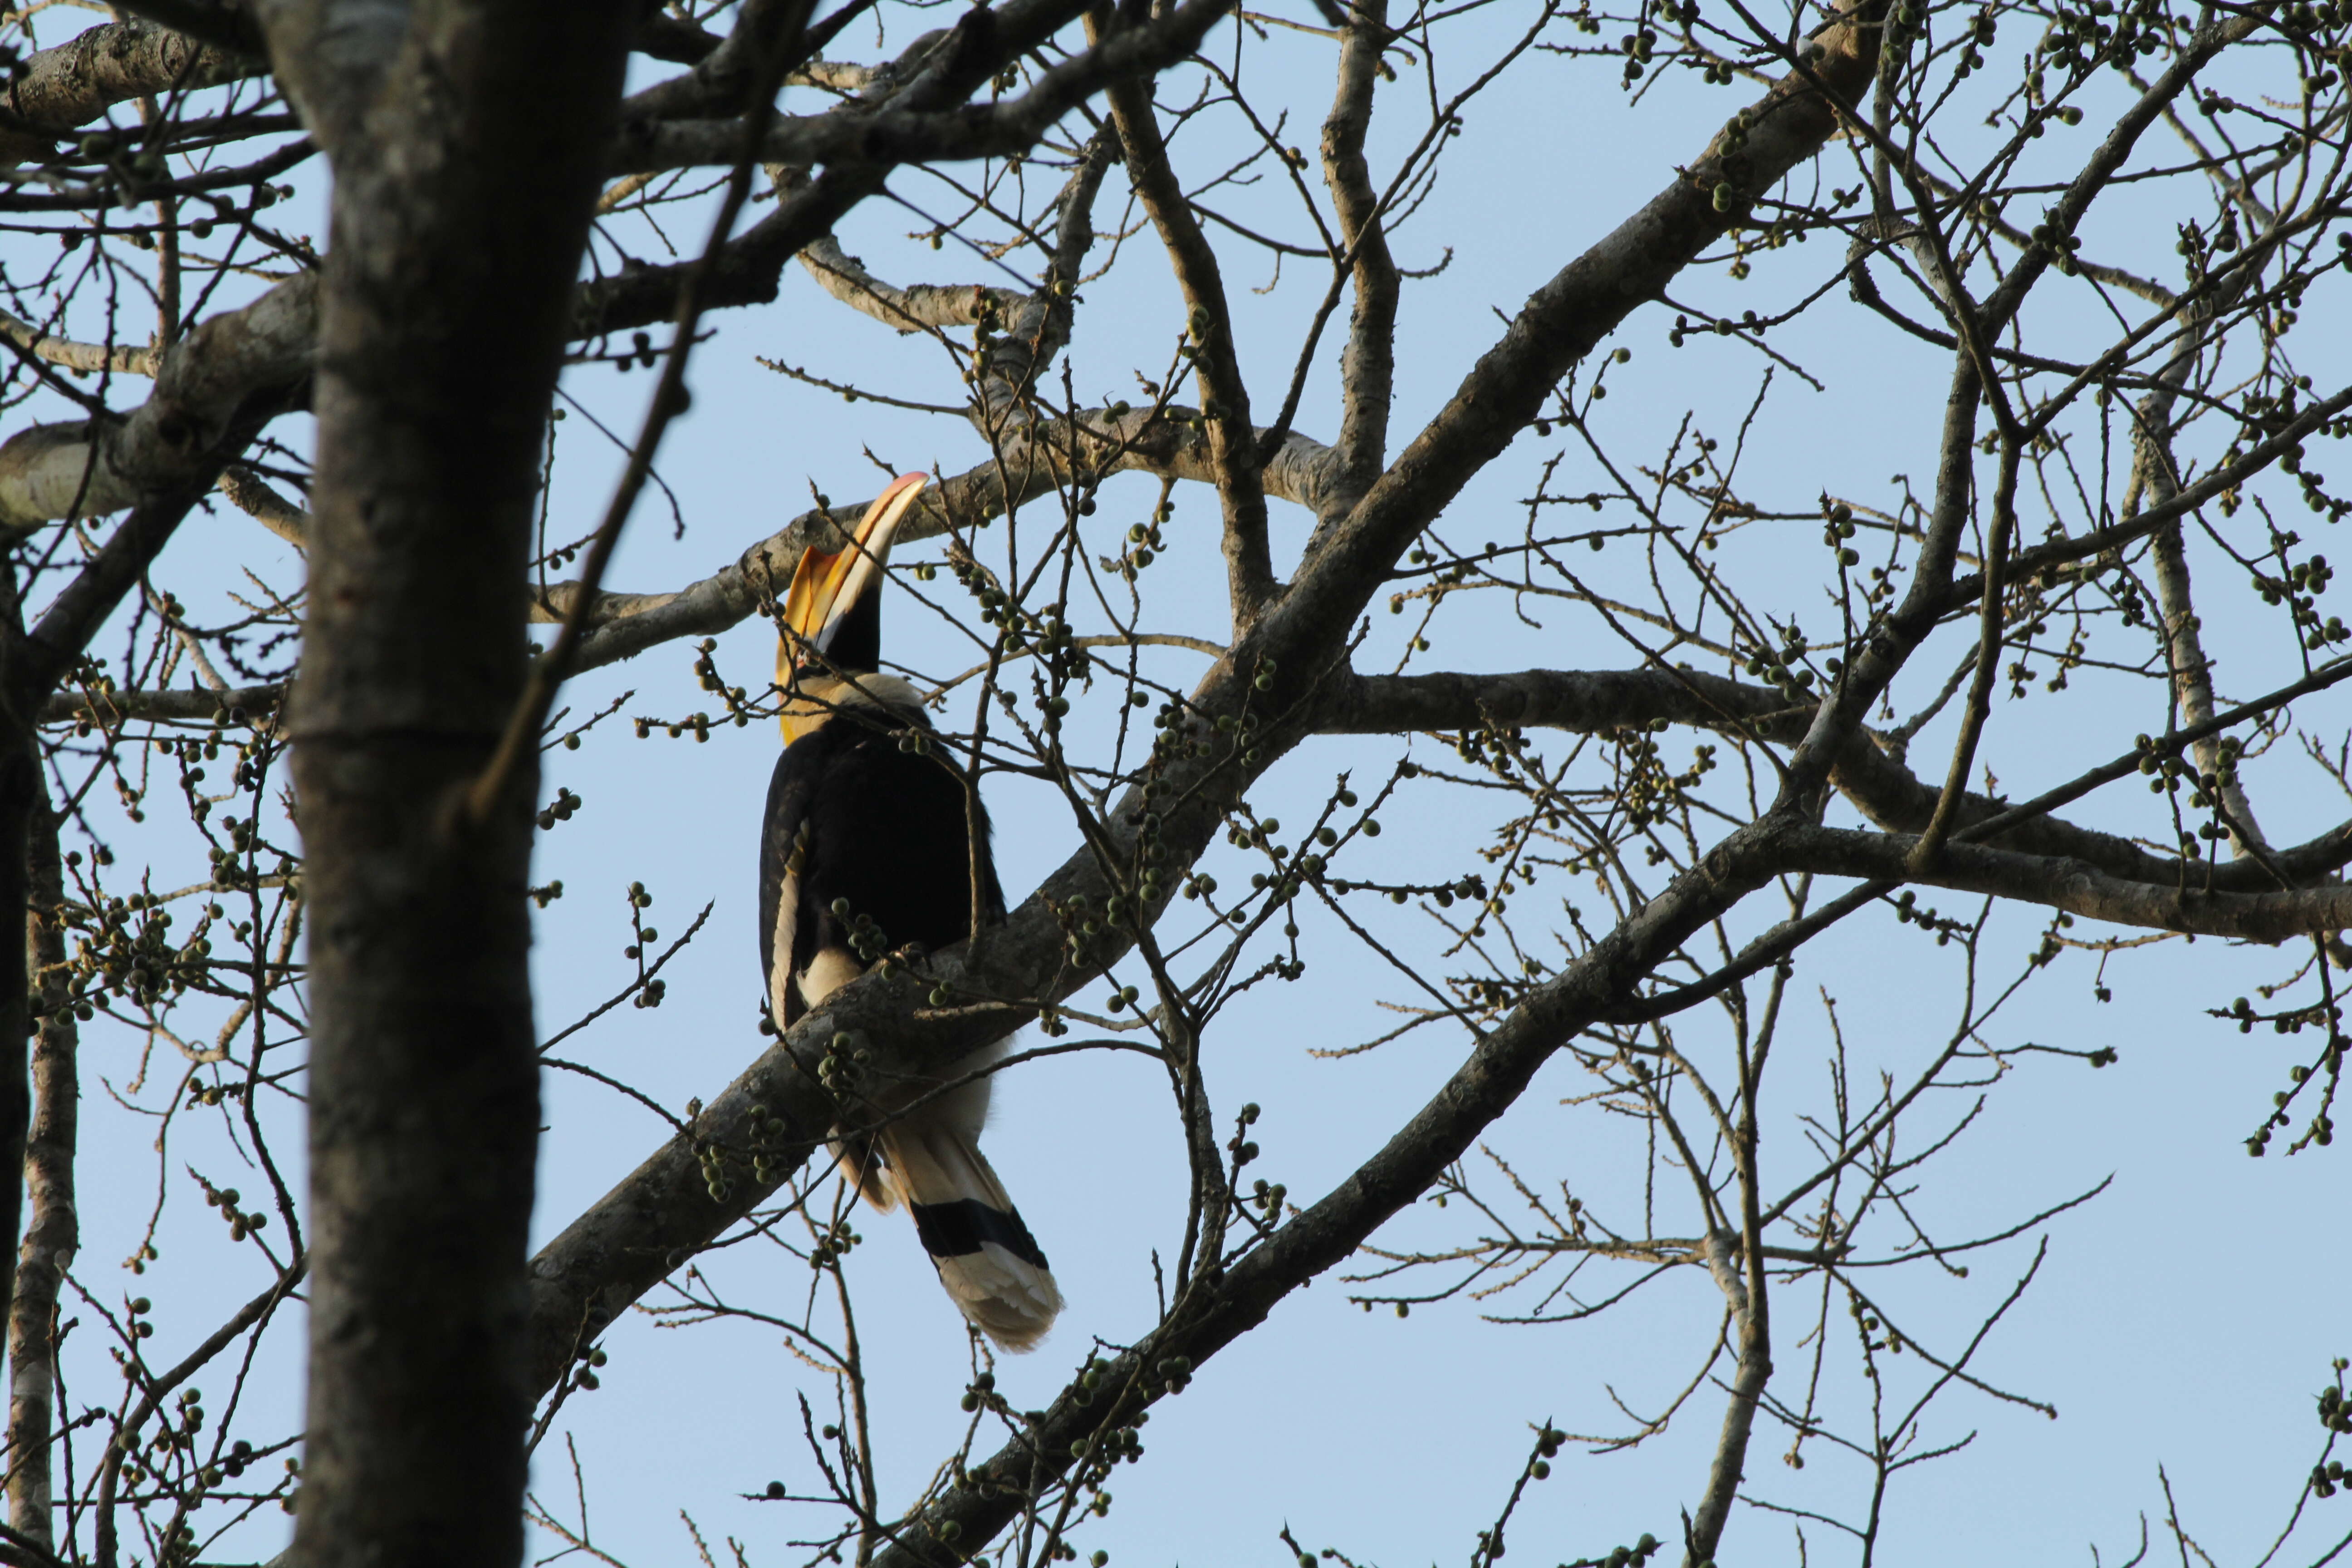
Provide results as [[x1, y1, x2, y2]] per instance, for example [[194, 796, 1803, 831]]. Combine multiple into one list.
[[778, 471, 929, 746]]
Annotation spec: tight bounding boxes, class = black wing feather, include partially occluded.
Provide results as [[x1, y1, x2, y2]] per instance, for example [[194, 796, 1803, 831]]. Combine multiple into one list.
[[758, 708, 1004, 1027]]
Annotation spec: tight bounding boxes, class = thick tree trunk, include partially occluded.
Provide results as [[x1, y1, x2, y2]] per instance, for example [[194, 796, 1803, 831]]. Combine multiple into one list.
[[278, 2, 634, 1563]]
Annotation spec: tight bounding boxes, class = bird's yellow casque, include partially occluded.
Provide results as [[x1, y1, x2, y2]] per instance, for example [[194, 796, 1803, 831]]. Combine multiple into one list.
[[776, 470, 931, 748], [758, 471, 1062, 1351]]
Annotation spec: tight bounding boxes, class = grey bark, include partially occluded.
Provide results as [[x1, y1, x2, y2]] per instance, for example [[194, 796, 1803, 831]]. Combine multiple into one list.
[[557, 412, 1338, 670], [39, 680, 284, 725], [794, 233, 1029, 333], [0, 274, 315, 531], [0, 585, 34, 1470], [5, 788, 77, 1550], [270, 0, 634, 1563], [1317, 0, 1397, 510], [0, 16, 258, 162], [1685, 1230, 1768, 1567], [0, 310, 157, 378], [1772, 823, 2352, 940]]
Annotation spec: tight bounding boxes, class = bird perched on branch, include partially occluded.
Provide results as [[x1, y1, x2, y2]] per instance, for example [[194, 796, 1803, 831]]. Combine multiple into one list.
[[758, 471, 1062, 1351]]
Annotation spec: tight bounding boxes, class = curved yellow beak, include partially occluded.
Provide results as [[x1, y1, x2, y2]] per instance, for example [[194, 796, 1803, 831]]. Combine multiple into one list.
[[778, 471, 929, 742]]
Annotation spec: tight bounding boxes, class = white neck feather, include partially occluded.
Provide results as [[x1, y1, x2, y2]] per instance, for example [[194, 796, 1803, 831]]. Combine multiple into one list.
[[782, 672, 926, 742]]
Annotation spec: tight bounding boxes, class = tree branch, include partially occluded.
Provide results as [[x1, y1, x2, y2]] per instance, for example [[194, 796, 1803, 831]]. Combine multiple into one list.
[[864, 810, 1803, 1568], [794, 233, 1030, 333], [0, 14, 257, 162], [622, 0, 875, 121], [1685, 1230, 1768, 1566], [0, 309, 156, 379], [576, 0, 1099, 339], [1279, 0, 1884, 655], [613, 0, 1239, 175], [1097, 6, 1276, 623], [105, 0, 266, 57], [5, 789, 76, 1550], [0, 0, 1238, 538], [38, 681, 284, 726], [1773, 824, 2352, 941], [272, 0, 638, 1558], [1322, 663, 2352, 893], [1949, 382, 2352, 612], [216, 463, 306, 548], [1317, 0, 1397, 509], [964, 121, 1116, 426], [0, 273, 314, 532], [560, 409, 1337, 671]]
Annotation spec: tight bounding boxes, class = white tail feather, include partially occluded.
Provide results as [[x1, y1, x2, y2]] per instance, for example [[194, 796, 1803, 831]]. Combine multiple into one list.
[[933, 1241, 1062, 1352], [820, 1034, 1058, 1349], [857, 1113, 1060, 1351]]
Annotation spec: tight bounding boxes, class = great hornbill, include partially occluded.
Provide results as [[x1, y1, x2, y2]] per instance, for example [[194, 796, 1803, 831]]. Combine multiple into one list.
[[758, 472, 1062, 1351]]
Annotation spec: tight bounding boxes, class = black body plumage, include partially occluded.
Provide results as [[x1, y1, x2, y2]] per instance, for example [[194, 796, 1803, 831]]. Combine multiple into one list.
[[756, 705, 1004, 1027]]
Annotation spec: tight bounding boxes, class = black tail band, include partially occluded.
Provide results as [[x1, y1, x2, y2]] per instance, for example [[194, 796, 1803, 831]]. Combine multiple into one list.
[[910, 1197, 1051, 1271]]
